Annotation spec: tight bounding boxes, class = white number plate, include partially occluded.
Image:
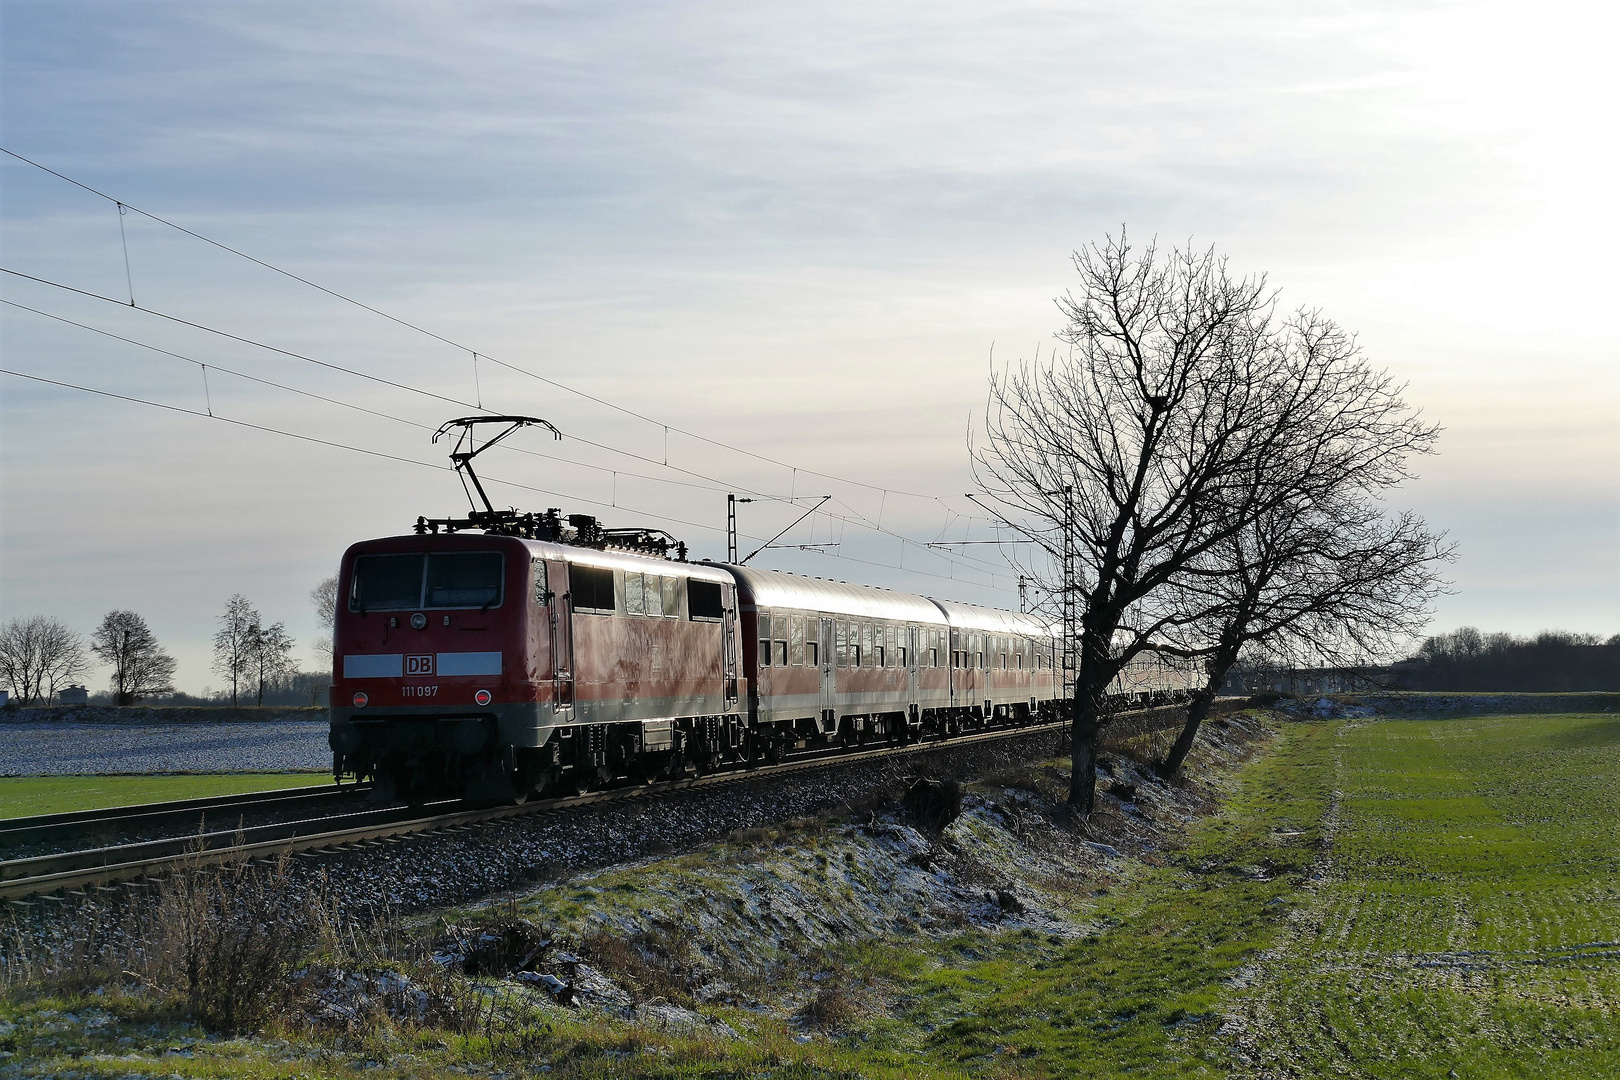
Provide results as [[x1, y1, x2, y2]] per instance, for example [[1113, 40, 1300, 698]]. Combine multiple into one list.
[[402, 685, 439, 698]]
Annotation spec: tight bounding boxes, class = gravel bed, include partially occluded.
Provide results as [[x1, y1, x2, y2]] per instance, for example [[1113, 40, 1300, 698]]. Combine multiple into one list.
[[0, 722, 330, 776], [297, 728, 1073, 919]]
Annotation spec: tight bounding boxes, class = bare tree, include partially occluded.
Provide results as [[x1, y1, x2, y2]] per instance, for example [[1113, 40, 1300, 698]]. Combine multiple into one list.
[[1154, 495, 1450, 777], [246, 621, 297, 707], [90, 610, 179, 705], [0, 616, 90, 706], [975, 232, 1440, 813], [212, 595, 258, 707], [310, 575, 338, 667]]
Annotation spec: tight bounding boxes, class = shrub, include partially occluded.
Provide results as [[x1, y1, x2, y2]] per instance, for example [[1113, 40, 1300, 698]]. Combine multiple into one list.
[[902, 776, 962, 831]]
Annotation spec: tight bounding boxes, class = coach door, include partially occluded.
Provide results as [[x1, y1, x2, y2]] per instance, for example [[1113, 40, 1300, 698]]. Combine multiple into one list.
[[819, 618, 836, 728], [547, 560, 574, 713], [722, 588, 739, 708], [906, 625, 920, 705]]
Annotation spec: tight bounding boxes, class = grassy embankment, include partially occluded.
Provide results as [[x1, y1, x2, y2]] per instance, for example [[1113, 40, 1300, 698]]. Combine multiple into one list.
[[0, 773, 330, 819], [3, 711, 1617, 1077]]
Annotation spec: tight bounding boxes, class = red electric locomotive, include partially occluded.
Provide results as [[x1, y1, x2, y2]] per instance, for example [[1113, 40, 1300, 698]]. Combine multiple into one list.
[[327, 417, 1198, 802]]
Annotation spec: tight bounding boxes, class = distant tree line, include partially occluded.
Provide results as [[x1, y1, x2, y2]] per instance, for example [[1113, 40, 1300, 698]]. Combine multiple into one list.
[[0, 579, 337, 707], [1392, 628, 1620, 692]]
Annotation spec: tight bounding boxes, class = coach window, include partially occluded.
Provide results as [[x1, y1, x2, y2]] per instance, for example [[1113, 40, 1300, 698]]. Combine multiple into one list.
[[806, 623, 819, 667], [835, 621, 848, 667], [874, 624, 885, 668], [758, 612, 773, 666], [790, 616, 805, 666], [571, 564, 615, 614], [688, 579, 724, 621]]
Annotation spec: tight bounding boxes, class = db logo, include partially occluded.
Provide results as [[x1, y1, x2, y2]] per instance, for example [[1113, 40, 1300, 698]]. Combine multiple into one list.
[[405, 654, 435, 677]]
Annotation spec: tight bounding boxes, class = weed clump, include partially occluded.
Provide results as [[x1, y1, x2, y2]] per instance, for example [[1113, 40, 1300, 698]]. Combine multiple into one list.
[[800, 977, 860, 1031], [579, 923, 701, 1005]]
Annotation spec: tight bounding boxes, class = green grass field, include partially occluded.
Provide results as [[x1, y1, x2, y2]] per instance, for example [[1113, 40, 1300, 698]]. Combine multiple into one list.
[[811, 712, 1620, 1078], [1227, 712, 1620, 1078], [0, 772, 331, 819]]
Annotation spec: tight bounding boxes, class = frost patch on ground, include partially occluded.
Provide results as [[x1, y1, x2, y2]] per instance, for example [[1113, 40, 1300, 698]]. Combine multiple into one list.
[[462, 712, 1271, 1023]]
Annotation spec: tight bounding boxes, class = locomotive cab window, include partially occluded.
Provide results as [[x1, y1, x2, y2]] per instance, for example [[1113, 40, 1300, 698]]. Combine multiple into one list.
[[688, 579, 724, 621], [426, 552, 503, 608], [350, 551, 503, 611], [350, 553, 423, 611], [571, 564, 616, 613]]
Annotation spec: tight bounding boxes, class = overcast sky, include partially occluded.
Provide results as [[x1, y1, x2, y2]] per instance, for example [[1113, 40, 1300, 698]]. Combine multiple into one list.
[[2, 0, 1615, 695]]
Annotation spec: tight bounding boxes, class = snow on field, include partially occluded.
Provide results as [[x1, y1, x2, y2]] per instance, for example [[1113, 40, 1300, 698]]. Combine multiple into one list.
[[0, 721, 328, 774]]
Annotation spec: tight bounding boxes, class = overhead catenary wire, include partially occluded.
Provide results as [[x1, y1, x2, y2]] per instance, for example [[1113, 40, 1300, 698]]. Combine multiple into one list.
[[0, 144, 978, 513], [0, 365, 1014, 592], [0, 271, 1014, 581]]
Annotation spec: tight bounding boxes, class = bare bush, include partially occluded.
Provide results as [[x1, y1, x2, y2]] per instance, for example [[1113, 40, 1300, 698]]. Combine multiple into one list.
[[0, 615, 89, 705]]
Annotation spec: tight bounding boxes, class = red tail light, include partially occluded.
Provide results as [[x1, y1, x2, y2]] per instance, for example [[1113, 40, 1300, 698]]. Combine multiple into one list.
[[475, 689, 492, 705], [353, 692, 369, 707]]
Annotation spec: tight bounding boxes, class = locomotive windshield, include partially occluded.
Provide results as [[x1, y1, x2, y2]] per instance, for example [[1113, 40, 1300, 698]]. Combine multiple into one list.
[[349, 552, 504, 611]]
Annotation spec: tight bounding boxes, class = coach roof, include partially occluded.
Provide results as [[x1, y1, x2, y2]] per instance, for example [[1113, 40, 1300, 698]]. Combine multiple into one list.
[[930, 597, 1055, 638], [721, 565, 948, 624]]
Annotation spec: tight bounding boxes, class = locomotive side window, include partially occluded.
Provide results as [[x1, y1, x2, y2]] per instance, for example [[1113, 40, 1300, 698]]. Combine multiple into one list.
[[626, 572, 646, 615], [425, 552, 503, 608], [532, 560, 549, 605], [350, 553, 424, 611], [661, 575, 679, 617], [571, 564, 616, 613], [688, 579, 724, 621]]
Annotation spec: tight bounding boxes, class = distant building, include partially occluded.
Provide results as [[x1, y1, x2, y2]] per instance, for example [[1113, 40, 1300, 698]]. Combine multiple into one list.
[[58, 684, 89, 705], [0, 689, 8, 707], [1229, 666, 1388, 696]]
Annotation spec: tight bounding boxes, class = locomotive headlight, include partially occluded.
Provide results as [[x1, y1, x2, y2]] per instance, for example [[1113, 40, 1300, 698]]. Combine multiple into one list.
[[353, 691, 369, 708], [410, 612, 427, 630], [475, 689, 492, 705]]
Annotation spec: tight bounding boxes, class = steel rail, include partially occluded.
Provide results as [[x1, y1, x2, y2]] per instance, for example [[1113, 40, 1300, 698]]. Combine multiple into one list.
[[0, 782, 371, 850], [0, 719, 1070, 902]]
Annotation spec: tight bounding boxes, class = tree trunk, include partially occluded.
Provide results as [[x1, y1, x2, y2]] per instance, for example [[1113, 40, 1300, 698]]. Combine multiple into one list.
[[1157, 683, 1216, 778], [1067, 628, 1112, 815], [1068, 688, 1102, 812]]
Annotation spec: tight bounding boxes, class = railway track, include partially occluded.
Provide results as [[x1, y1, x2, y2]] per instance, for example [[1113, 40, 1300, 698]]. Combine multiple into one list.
[[0, 781, 371, 857], [0, 718, 1071, 902]]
